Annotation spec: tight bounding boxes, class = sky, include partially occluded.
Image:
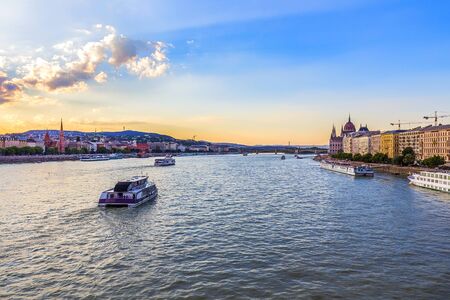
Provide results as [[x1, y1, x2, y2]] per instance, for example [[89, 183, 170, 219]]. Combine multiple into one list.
[[1, 0, 450, 145]]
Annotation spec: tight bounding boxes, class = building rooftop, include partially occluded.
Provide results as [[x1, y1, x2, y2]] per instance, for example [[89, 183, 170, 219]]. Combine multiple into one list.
[[420, 124, 450, 132], [381, 130, 407, 134]]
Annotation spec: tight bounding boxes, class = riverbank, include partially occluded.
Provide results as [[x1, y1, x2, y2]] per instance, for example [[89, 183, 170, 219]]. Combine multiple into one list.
[[0, 155, 81, 164], [0, 152, 240, 164]]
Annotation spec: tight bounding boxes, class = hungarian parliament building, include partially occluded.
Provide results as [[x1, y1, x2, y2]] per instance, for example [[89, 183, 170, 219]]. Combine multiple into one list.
[[328, 115, 450, 162]]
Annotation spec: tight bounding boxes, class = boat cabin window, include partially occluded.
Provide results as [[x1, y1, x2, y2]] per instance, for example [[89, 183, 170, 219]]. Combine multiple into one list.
[[114, 182, 131, 192]]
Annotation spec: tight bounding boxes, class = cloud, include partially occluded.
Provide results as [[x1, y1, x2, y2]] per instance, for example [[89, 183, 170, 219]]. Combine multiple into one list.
[[0, 24, 170, 104], [0, 71, 22, 104], [94, 71, 108, 83]]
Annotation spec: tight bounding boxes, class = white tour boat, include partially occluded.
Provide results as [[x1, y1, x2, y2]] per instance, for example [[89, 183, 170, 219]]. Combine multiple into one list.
[[154, 155, 176, 166], [98, 176, 158, 207], [408, 171, 450, 193], [80, 155, 110, 161], [320, 160, 374, 177]]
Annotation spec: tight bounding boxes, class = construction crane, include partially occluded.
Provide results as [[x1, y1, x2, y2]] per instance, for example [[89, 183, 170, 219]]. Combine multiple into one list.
[[423, 111, 450, 126], [390, 120, 429, 130]]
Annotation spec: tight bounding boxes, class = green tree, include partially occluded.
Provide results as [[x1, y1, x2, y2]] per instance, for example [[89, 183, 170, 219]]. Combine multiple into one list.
[[421, 156, 445, 168], [372, 152, 390, 164], [399, 147, 416, 166], [97, 147, 109, 154], [402, 147, 414, 157], [402, 153, 415, 166], [46, 147, 58, 155], [352, 153, 363, 161], [5, 147, 19, 156], [34, 146, 44, 155], [80, 148, 89, 154], [362, 153, 373, 163], [393, 155, 404, 165]]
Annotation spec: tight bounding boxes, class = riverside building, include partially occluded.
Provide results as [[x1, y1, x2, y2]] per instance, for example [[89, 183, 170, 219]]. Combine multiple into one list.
[[0, 137, 28, 148], [380, 130, 406, 158], [329, 115, 357, 154], [328, 125, 343, 154], [421, 124, 450, 162], [398, 126, 430, 160], [352, 131, 380, 155], [370, 133, 381, 154]]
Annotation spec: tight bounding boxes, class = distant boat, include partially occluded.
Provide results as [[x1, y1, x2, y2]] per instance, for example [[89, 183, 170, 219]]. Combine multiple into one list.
[[243, 153, 248, 156], [80, 155, 110, 161], [98, 176, 158, 207], [154, 155, 176, 166], [281, 155, 286, 160], [109, 153, 124, 159]]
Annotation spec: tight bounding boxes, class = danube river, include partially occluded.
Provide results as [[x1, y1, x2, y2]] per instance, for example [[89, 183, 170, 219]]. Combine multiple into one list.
[[1, 154, 449, 298]]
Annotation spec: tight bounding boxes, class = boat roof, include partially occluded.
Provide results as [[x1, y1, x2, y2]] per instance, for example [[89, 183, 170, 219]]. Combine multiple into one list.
[[119, 176, 148, 183]]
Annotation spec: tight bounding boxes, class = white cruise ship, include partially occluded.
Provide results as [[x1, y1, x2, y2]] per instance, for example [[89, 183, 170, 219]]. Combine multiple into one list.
[[408, 171, 450, 193], [154, 155, 176, 166], [320, 160, 374, 177]]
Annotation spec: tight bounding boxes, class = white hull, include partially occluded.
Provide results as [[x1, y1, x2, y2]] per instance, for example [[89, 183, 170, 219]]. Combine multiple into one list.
[[154, 156, 176, 166], [321, 162, 355, 175], [408, 172, 449, 193], [320, 161, 374, 177], [80, 155, 110, 161]]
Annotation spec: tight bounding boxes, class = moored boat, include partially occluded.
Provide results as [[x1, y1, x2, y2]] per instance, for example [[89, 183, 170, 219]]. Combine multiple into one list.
[[281, 155, 286, 160], [320, 160, 374, 177], [80, 155, 110, 161], [98, 176, 158, 207], [154, 155, 176, 166], [408, 171, 449, 193], [109, 153, 124, 159]]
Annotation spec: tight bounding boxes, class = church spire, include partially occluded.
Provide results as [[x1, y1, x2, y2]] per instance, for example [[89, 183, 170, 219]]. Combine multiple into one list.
[[58, 118, 65, 153], [331, 124, 336, 138], [348, 114, 351, 122]]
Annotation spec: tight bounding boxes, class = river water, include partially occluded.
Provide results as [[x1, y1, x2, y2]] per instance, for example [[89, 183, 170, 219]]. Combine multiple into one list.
[[1, 154, 449, 299]]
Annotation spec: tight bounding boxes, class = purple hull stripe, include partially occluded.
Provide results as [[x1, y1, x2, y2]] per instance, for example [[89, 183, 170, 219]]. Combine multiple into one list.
[[98, 194, 157, 205]]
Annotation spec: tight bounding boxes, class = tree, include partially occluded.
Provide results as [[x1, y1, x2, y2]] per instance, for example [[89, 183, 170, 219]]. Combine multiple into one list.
[[34, 147, 44, 155], [46, 147, 58, 155], [402, 153, 415, 166], [80, 148, 89, 154], [4, 147, 18, 156], [97, 147, 109, 154], [372, 152, 390, 164], [421, 156, 445, 168], [352, 153, 363, 161], [362, 153, 373, 163], [402, 147, 414, 157], [393, 155, 404, 165], [331, 152, 353, 160]]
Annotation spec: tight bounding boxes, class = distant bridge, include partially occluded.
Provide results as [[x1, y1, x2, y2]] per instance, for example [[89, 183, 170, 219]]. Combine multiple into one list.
[[242, 146, 327, 154]]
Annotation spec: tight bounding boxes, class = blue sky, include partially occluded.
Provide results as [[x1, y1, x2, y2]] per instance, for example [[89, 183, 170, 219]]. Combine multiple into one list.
[[1, 0, 449, 144]]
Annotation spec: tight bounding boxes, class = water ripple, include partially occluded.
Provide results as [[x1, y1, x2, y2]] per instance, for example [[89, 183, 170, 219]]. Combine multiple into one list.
[[1, 155, 450, 299]]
